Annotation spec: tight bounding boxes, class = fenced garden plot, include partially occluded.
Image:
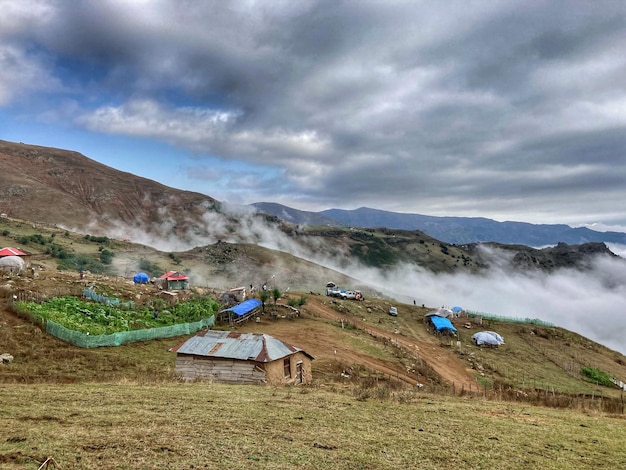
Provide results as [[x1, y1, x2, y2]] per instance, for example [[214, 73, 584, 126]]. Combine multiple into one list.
[[12, 295, 219, 335], [10, 294, 219, 347], [467, 310, 555, 327]]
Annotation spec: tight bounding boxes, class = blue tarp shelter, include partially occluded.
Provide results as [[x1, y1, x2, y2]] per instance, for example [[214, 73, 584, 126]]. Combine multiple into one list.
[[133, 272, 149, 284], [220, 299, 262, 324], [220, 299, 262, 316], [430, 315, 457, 333]]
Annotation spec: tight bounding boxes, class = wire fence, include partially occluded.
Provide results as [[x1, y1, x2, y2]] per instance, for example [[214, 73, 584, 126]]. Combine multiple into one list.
[[466, 310, 555, 327], [45, 315, 215, 348]]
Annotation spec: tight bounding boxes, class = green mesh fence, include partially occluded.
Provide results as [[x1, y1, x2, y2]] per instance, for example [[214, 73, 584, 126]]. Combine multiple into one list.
[[83, 288, 135, 309], [466, 310, 555, 327], [45, 316, 215, 348]]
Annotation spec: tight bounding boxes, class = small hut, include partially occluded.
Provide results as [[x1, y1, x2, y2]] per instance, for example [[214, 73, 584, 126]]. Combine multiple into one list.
[[424, 311, 457, 336], [132, 272, 149, 284], [0, 247, 29, 271], [472, 331, 505, 347], [170, 330, 313, 385], [219, 298, 262, 324], [158, 271, 189, 290]]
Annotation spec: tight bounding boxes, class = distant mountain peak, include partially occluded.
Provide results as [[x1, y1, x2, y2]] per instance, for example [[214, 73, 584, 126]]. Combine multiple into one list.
[[253, 202, 626, 246]]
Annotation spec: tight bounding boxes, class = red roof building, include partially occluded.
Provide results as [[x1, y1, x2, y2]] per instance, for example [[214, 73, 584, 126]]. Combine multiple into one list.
[[159, 271, 189, 290], [0, 247, 27, 257]]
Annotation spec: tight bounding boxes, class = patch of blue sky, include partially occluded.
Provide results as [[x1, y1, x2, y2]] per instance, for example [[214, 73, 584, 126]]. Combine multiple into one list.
[[0, 109, 282, 202]]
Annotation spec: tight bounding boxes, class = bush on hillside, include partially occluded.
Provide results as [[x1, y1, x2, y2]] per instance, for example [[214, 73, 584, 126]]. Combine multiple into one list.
[[581, 367, 616, 388]]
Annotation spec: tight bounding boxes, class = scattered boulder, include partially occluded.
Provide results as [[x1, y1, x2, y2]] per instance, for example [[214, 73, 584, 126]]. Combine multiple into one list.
[[1, 353, 14, 364]]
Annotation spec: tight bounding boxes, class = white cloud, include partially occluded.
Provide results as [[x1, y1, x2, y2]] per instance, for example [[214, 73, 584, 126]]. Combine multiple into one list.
[[3, 0, 626, 228], [77, 99, 237, 143], [0, 45, 62, 105]]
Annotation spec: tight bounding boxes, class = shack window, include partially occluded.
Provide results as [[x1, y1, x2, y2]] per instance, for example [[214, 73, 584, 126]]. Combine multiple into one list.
[[283, 358, 291, 378]]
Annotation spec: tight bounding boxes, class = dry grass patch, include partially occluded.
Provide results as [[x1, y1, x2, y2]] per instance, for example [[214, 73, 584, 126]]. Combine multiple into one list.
[[1, 383, 626, 469]]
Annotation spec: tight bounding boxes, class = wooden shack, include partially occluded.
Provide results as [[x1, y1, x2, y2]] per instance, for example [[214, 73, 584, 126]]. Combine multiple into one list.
[[158, 271, 189, 290], [170, 330, 313, 385]]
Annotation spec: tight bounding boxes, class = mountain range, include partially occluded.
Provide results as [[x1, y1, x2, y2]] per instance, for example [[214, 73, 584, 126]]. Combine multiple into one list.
[[2, 138, 626, 356], [0, 139, 622, 283], [251, 203, 626, 247]]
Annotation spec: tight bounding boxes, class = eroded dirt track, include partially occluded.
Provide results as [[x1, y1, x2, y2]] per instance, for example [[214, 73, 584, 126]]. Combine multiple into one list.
[[239, 296, 479, 391], [1, 269, 478, 390]]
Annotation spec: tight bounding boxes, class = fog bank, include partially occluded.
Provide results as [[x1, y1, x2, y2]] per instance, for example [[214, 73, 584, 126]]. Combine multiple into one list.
[[352, 251, 626, 356]]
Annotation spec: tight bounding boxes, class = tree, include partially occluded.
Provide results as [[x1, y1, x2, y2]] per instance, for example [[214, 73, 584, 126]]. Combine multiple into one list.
[[259, 289, 270, 313], [272, 288, 282, 307], [100, 249, 114, 265]]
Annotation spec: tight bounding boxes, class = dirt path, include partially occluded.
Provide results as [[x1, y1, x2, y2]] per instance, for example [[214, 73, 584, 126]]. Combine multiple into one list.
[[307, 297, 478, 391], [240, 296, 478, 391]]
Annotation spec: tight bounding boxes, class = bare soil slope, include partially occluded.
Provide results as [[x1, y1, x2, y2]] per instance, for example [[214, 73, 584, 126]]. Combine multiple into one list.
[[239, 295, 478, 390], [0, 268, 473, 388], [3, 267, 626, 401]]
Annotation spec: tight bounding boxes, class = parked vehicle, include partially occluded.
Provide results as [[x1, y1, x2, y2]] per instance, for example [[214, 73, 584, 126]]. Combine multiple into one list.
[[388, 306, 398, 316], [340, 290, 356, 300], [326, 286, 342, 297], [325, 283, 364, 300]]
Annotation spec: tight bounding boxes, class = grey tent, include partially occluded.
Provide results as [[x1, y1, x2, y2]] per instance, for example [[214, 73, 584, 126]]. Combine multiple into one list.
[[0, 255, 25, 273]]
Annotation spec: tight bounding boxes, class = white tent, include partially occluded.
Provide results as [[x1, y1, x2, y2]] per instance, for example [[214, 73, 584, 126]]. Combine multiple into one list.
[[472, 331, 505, 346], [429, 307, 453, 318], [0, 255, 25, 273]]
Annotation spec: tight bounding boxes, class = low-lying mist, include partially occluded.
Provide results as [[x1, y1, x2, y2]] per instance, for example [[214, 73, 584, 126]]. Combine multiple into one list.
[[352, 247, 626, 356], [97, 206, 626, 357]]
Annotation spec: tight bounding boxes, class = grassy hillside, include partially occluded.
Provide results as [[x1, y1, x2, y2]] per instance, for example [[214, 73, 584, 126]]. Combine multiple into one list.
[[302, 225, 480, 272], [2, 383, 626, 469], [2, 214, 626, 397], [3, 215, 626, 467]]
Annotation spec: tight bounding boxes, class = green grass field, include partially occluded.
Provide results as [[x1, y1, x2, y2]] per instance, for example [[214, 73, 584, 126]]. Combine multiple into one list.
[[3, 217, 626, 468], [1, 383, 625, 469]]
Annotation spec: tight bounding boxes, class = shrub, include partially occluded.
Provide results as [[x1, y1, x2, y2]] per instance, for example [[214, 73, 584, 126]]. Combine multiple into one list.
[[84, 235, 110, 244], [100, 249, 114, 264], [139, 258, 162, 277], [168, 253, 182, 264], [581, 367, 615, 388]]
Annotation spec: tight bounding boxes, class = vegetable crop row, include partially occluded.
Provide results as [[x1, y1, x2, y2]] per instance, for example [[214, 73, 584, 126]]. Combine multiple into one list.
[[15, 295, 220, 335]]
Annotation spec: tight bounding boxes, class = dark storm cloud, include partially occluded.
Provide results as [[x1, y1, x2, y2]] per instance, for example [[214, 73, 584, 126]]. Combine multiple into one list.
[[2, 0, 626, 226]]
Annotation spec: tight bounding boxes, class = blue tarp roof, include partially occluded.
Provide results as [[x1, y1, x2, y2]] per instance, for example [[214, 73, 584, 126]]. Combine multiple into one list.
[[220, 298, 262, 317], [430, 315, 457, 332]]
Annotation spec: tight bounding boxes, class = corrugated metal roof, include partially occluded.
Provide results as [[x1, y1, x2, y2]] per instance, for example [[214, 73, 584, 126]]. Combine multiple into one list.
[[170, 330, 313, 362]]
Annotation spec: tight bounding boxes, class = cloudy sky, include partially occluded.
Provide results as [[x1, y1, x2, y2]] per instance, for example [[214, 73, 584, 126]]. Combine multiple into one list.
[[1, 0, 626, 231]]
